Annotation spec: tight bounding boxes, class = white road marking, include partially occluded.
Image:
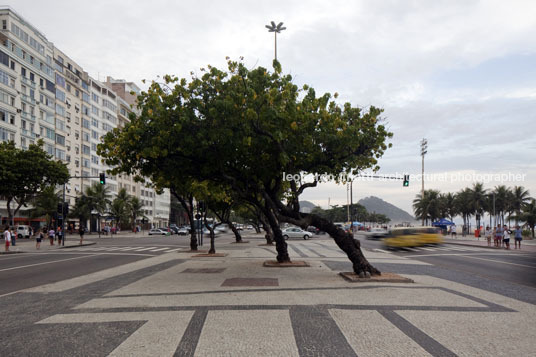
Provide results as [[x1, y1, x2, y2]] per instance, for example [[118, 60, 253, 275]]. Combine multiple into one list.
[[149, 247, 171, 252], [373, 249, 391, 254], [133, 247, 158, 251]]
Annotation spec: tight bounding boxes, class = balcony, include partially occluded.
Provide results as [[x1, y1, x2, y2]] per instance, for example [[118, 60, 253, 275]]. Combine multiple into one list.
[[20, 76, 36, 89], [21, 94, 36, 105], [21, 129, 38, 139]]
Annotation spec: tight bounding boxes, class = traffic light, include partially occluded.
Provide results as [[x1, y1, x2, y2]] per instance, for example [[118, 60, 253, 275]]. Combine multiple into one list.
[[57, 203, 64, 214], [403, 174, 409, 187], [99, 172, 106, 184]]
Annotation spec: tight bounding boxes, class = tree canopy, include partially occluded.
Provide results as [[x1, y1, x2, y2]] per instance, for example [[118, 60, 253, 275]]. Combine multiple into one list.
[[98, 60, 392, 276], [0, 140, 69, 225]]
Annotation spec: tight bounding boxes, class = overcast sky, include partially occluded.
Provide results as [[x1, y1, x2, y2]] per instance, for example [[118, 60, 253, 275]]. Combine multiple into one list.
[[9, 0, 536, 215]]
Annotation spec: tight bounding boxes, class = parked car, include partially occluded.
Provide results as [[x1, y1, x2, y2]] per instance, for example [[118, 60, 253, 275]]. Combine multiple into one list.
[[148, 228, 169, 236], [15, 225, 31, 239], [365, 228, 389, 240], [282, 227, 313, 240], [177, 227, 189, 235], [168, 226, 180, 234]]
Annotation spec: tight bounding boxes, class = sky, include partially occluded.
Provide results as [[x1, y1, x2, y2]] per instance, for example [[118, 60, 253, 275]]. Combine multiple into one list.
[[8, 0, 536, 216]]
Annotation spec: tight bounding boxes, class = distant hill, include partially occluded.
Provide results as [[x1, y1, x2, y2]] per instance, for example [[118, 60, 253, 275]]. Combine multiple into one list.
[[358, 196, 415, 223], [299, 200, 317, 213]]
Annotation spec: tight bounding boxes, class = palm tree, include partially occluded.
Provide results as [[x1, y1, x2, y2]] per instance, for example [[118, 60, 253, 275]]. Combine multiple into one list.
[[469, 182, 487, 229], [85, 183, 111, 237], [129, 196, 144, 233], [69, 194, 92, 230], [413, 189, 441, 225], [28, 185, 61, 229], [511, 186, 530, 225], [108, 188, 130, 230], [492, 185, 511, 226], [438, 192, 457, 221], [519, 199, 536, 238], [455, 188, 474, 234]]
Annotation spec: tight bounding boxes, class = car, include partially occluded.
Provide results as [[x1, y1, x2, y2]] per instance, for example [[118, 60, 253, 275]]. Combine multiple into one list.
[[383, 227, 443, 248], [282, 227, 313, 240], [169, 226, 180, 234], [365, 228, 389, 240], [15, 225, 31, 239], [177, 227, 189, 235], [148, 228, 169, 236]]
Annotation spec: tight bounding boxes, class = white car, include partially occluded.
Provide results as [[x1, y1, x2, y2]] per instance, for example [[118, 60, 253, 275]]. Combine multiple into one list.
[[282, 227, 312, 240], [15, 225, 31, 239], [148, 228, 168, 236], [365, 228, 389, 240]]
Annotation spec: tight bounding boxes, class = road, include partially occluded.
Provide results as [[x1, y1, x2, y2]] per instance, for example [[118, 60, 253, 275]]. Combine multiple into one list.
[[0, 230, 535, 356]]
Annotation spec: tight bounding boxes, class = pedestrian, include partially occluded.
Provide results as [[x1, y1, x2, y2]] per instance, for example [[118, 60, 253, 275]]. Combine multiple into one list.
[[451, 225, 457, 238], [36, 228, 43, 250], [484, 226, 492, 247], [494, 224, 503, 248], [3, 225, 11, 252], [56, 226, 63, 245], [48, 227, 55, 245], [79, 225, 85, 245], [503, 225, 511, 250], [514, 225, 523, 249], [11, 226, 16, 246]]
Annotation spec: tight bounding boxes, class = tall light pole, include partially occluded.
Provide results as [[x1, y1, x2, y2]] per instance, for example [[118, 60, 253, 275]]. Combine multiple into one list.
[[265, 21, 286, 61], [420, 138, 428, 226]]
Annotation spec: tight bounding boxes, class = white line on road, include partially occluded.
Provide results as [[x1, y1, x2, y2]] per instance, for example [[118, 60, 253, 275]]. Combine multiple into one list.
[[0, 254, 98, 272], [133, 247, 158, 251], [461, 255, 536, 269], [373, 249, 391, 254], [149, 247, 171, 252]]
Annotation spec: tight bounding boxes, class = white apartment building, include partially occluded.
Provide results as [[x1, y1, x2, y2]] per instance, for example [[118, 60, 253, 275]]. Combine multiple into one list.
[[0, 6, 170, 229]]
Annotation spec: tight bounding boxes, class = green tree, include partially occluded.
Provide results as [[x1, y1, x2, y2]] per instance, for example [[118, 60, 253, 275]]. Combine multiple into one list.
[[492, 185, 511, 226], [28, 185, 61, 229], [511, 186, 530, 225], [85, 183, 111, 237], [69, 195, 92, 229], [108, 188, 131, 230], [469, 182, 487, 229], [0, 140, 69, 225], [99, 60, 392, 276], [129, 196, 144, 232], [519, 199, 536, 238], [413, 190, 441, 225], [456, 188, 474, 234]]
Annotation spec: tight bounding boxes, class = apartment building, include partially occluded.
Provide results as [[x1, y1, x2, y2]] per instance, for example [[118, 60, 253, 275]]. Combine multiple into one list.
[[0, 6, 170, 229]]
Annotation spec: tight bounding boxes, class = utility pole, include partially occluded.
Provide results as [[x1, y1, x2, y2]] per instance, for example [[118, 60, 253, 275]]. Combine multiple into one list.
[[420, 138, 428, 226], [265, 21, 286, 61]]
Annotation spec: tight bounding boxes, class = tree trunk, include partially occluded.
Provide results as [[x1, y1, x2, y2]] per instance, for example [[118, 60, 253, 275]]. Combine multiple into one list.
[[259, 216, 273, 244], [175, 193, 197, 251], [229, 222, 242, 242], [264, 206, 290, 262]]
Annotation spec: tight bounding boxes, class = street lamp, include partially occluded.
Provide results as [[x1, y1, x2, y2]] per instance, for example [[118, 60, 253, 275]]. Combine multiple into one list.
[[265, 21, 286, 61], [420, 138, 428, 226]]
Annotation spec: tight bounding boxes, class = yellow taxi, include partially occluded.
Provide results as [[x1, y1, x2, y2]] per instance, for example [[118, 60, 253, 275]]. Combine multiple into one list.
[[384, 227, 443, 248]]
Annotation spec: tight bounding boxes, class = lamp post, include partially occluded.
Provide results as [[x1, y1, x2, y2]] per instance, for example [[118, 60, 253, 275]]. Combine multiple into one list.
[[420, 138, 428, 226], [265, 21, 286, 61]]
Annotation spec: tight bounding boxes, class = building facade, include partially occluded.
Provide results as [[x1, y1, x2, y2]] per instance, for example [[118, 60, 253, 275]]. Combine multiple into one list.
[[0, 6, 170, 229]]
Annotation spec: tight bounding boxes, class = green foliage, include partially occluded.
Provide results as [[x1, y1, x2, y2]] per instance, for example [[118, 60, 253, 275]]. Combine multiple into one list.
[[0, 140, 69, 224], [28, 185, 61, 228]]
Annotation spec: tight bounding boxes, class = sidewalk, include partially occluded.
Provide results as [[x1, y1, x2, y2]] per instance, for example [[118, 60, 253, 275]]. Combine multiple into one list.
[[443, 235, 536, 252], [30, 240, 535, 356], [1, 235, 97, 254]]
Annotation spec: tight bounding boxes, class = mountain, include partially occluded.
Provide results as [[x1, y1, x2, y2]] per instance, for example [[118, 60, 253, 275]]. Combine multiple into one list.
[[299, 200, 317, 213], [358, 196, 416, 223]]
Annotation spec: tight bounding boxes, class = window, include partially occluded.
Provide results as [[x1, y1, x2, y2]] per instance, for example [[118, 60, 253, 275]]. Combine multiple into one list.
[[45, 79, 55, 93], [82, 158, 89, 168], [91, 118, 99, 128], [0, 127, 15, 142], [91, 93, 99, 103], [55, 104, 65, 117], [30, 72, 35, 82], [91, 130, 99, 139], [82, 145, 90, 155], [0, 68, 13, 87], [55, 134, 65, 146], [21, 67, 26, 77], [55, 73, 65, 88], [91, 155, 99, 164], [91, 143, 97, 151], [0, 49, 9, 67], [82, 132, 90, 142], [0, 108, 15, 125], [56, 88, 66, 102], [82, 118, 90, 129], [2, 20, 6, 30], [102, 98, 117, 112], [56, 119, 65, 132], [91, 105, 99, 116], [82, 92, 90, 103], [55, 148, 66, 161]]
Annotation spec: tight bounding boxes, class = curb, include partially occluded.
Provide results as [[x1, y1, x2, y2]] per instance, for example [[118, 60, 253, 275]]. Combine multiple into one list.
[[0, 251, 23, 255]]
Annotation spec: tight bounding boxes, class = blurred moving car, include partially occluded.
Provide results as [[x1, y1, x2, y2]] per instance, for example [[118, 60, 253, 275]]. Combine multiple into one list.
[[384, 227, 442, 248], [365, 227, 389, 240], [148, 228, 169, 236], [282, 227, 313, 240]]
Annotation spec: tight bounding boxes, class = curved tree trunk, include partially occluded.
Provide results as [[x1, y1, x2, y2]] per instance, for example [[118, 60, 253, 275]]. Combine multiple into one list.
[[229, 222, 242, 242], [264, 205, 290, 262]]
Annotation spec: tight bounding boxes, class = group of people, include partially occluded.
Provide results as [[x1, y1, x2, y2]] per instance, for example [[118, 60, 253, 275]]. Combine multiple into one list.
[[3, 224, 86, 252], [483, 225, 523, 249]]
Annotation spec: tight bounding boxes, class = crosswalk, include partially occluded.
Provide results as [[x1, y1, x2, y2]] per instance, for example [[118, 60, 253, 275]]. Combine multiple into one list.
[[66, 246, 183, 254], [379, 245, 493, 253]]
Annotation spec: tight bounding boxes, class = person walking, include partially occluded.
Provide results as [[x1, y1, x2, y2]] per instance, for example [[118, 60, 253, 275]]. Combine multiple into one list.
[[3, 225, 11, 252], [36, 228, 43, 250], [48, 227, 55, 245], [56, 226, 63, 245], [514, 226, 523, 249], [494, 224, 503, 248], [79, 225, 85, 245], [451, 225, 457, 238], [484, 226, 492, 247], [503, 225, 511, 250], [11, 226, 16, 246]]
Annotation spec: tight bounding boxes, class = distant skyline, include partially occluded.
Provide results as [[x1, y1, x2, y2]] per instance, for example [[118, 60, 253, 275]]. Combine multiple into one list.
[[8, 0, 536, 214]]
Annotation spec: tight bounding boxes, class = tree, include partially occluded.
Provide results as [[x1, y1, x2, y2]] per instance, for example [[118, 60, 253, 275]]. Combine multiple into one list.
[[129, 196, 144, 232], [69, 195, 92, 229], [492, 185, 511, 226], [0, 140, 69, 225], [511, 186, 530, 225], [98, 60, 392, 276], [469, 182, 487, 229], [456, 188, 473, 234], [28, 186, 61, 229], [108, 188, 131, 230], [413, 190, 441, 225], [84, 183, 111, 237], [519, 199, 536, 238]]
